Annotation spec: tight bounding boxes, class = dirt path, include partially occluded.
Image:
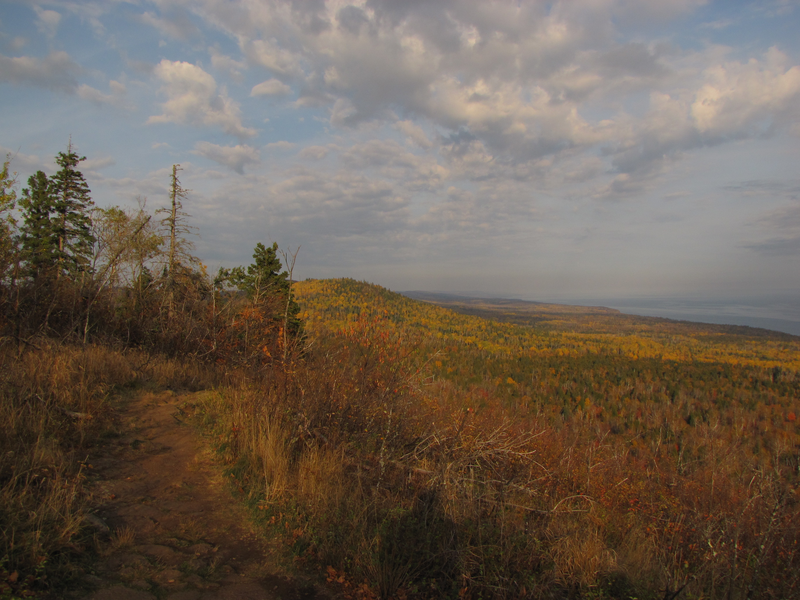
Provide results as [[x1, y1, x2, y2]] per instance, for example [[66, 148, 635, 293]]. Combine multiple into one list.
[[79, 389, 327, 600]]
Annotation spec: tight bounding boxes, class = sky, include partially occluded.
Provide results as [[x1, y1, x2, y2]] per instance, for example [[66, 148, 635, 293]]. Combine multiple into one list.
[[1, 0, 799, 322]]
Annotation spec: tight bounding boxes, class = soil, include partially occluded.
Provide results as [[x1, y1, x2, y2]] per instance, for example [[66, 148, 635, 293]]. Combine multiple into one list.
[[77, 389, 328, 600]]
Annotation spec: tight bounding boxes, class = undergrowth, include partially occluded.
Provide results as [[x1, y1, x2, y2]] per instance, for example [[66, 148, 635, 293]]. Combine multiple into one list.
[[196, 315, 800, 600], [0, 340, 220, 598]]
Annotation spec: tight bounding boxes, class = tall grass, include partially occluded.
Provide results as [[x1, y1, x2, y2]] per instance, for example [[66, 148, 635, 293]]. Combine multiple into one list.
[[0, 340, 221, 597], [198, 319, 800, 599]]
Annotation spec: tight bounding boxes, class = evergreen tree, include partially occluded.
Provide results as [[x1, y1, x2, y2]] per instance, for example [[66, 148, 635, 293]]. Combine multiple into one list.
[[19, 143, 95, 278], [19, 170, 59, 277], [50, 142, 95, 275], [0, 156, 18, 279], [223, 242, 303, 337], [228, 242, 287, 299]]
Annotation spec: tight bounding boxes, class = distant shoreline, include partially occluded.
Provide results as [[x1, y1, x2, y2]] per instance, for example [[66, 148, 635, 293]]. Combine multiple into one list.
[[605, 306, 800, 337], [403, 291, 800, 338]]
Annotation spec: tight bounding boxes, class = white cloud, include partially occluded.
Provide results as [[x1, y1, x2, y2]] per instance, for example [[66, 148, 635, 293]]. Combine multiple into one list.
[[140, 8, 198, 41], [192, 141, 260, 174], [0, 51, 81, 91], [77, 80, 130, 108], [147, 59, 257, 139], [612, 0, 710, 23], [265, 141, 296, 150], [251, 78, 291, 97], [691, 48, 800, 137], [8, 37, 28, 51], [209, 46, 245, 82], [242, 38, 301, 77], [298, 145, 330, 160], [34, 7, 61, 38], [82, 156, 116, 171], [396, 120, 432, 149], [341, 139, 448, 191], [0, 146, 44, 175]]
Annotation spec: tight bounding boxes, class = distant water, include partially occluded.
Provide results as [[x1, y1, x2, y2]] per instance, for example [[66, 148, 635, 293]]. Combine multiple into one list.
[[569, 298, 800, 337]]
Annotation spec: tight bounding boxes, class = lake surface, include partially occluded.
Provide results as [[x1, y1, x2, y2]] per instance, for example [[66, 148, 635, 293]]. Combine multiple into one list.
[[566, 297, 800, 337]]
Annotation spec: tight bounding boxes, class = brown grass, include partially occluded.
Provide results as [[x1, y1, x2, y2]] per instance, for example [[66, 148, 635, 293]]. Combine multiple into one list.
[[193, 320, 800, 600], [0, 340, 221, 597]]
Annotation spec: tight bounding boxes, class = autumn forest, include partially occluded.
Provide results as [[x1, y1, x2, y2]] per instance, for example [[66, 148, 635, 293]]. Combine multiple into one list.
[[1, 151, 799, 599]]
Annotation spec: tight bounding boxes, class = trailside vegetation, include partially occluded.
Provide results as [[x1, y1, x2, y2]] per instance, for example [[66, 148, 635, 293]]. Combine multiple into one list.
[[1, 146, 798, 599], [0, 148, 302, 597]]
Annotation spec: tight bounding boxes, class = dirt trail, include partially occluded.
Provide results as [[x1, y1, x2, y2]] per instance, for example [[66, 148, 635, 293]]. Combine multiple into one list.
[[80, 389, 327, 600]]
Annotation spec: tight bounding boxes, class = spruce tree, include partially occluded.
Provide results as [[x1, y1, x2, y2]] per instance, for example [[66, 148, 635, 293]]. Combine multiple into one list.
[[19, 170, 59, 277], [225, 242, 302, 337], [19, 142, 96, 279], [0, 156, 18, 287], [228, 242, 288, 299], [50, 141, 95, 276]]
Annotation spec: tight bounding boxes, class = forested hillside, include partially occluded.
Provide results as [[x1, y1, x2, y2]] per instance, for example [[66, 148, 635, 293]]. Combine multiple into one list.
[[2, 147, 799, 599], [291, 277, 800, 599]]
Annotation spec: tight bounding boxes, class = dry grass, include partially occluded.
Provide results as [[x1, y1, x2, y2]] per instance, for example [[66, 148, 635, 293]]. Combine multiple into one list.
[[193, 322, 800, 600], [0, 341, 135, 593], [104, 526, 137, 554], [0, 340, 220, 596]]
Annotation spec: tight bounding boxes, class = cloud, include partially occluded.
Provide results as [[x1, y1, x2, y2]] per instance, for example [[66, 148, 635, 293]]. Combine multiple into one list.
[[396, 120, 433, 149], [147, 59, 256, 139], [265, 141, 296, 150], [746, 236, 800, 256], [611, 0, 710, 23], [82, 156, 116, 171], [298, 145, 330, 160], [0, 51, 81, 92], [251, 78, 291, 97], [0, 146, 44, 175], [592, 48, 800, 198], [77, 80, 130, 108], [242, 38, 301, 77], [139, 8, 199, 40], [340, 139, 448, 191], [5, 37, 28, 51], [34, 7, 61, 38], [209, 46, 245, 82], [743, 189, 800, 256], [192, 141, 260, 174], [268, 167, 409, 238], [690, 48, 800, 137], [100, 0, 799, 205]]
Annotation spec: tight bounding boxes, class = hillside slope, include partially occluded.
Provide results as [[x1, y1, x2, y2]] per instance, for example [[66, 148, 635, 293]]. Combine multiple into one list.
[[203, 277, 800, 598], [295, 278, 800, 369]]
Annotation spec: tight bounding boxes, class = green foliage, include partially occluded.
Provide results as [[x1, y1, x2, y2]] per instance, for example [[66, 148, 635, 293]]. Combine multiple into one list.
[[0, 157, 18, 282], [226, 242, 287, 298], [18, 144, 95, 280], [220, 241, 303, 339], [19, 170, 59, 277], [50, 144, 95, 275]]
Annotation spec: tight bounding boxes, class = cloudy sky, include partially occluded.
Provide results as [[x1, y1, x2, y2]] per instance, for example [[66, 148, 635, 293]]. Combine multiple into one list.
[[2, 0, 800, 317]]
